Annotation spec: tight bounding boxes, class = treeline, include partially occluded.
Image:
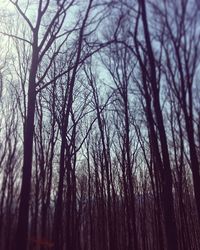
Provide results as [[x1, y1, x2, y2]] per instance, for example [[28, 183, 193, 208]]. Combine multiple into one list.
[[0, 0, 200, 250]]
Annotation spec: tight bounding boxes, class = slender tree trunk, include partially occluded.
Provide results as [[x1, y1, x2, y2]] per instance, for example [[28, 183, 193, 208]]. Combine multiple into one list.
[[15, 42, 38, 250], [139, 1, 178, 249]]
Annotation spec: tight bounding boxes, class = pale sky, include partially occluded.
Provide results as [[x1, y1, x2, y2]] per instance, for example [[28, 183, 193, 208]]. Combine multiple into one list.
[[0, 0, 16, 11]]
